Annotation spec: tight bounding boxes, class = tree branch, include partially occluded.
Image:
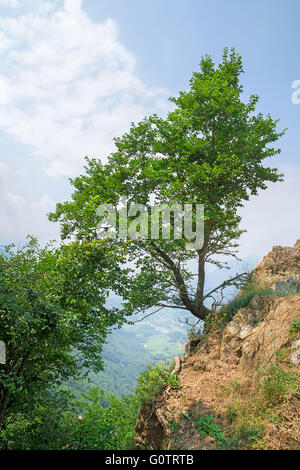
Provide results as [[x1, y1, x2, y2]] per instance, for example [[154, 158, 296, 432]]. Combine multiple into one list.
[[203, 272, 248, 300]]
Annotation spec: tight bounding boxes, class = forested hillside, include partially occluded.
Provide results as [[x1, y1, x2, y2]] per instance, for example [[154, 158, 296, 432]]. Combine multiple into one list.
[[68, 309, 188, 396]]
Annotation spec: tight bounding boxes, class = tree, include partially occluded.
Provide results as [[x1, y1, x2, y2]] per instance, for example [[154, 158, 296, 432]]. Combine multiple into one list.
[[0, 387, 139, 450], [0, 237, 128, 427], [49, 48, 285, 323]]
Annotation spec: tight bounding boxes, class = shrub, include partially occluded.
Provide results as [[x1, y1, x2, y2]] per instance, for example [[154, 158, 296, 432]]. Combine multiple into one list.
[[203, 309, 229, 334], [274, 276, 300, 296], [290, 318, 300, 334], [236, 423, 264, 444], [209, 275, 299, 333], [187, 325, 203, 341], [193, 415, 233, 449], [135, 360, 173, 405], [262, 364, 299, 405], [202, 277, 273, 335], [223, 285, 273, 321], [226, 405, 239, 423], [0, 397, 77, 450], [70, 388, 139, 450], [167, 372, 181, 390], [203, 288, 266, 334], [0, 388, 139, 451]]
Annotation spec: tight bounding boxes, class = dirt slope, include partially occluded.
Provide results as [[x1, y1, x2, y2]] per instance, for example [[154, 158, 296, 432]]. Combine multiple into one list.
[[135, 240, 300, 450]]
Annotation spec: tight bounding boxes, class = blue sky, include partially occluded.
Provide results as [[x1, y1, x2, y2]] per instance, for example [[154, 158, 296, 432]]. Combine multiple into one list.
[[0, 0, 299, 259]]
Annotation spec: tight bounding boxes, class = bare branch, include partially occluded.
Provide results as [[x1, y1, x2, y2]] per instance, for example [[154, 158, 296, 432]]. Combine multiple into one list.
[[133, 306, 165, 323], [203, 272, 248, 301]]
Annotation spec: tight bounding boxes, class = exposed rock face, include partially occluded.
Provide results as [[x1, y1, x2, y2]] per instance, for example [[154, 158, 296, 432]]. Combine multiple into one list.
[[221, 295, 300, 371], [252, 239, 300, 289], [135, 240, 300, 450]]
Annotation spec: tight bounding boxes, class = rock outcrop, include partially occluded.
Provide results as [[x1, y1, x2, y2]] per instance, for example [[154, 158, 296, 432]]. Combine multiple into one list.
[[135, 240, 300, 450], [252, 239, 300, 290], [220, 294, 300, 370]]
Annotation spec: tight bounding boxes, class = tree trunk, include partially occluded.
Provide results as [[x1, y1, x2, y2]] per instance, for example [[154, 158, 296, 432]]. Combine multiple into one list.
[[190, 242, 210, 320]]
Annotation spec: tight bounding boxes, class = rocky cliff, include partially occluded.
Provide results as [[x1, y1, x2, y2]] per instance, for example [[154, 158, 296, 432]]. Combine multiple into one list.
[[135, 240, 300, 450]]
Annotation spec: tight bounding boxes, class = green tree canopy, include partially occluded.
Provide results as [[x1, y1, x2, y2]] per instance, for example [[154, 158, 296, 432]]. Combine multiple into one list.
[[49, 48, 285, 322], [0, 237, 128, 426]]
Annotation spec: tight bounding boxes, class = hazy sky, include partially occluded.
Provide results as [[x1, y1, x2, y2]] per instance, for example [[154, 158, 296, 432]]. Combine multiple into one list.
[[0, 0, 299, 259]]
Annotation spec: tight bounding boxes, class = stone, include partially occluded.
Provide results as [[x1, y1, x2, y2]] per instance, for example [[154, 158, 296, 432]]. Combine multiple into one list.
[[291, 339, 300, 365]]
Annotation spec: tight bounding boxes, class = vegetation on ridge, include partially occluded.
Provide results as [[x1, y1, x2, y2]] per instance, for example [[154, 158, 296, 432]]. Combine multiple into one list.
[[0, 49, 294, 451]]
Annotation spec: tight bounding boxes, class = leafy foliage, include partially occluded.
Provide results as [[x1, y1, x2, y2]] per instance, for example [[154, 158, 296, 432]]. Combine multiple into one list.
[[262, 364, 299, 405], [204, 276, 300, 334], [193, 415, 238, 449], [69, 387, 139, 450], [0, 391, 77, 450], [134, 360, 174, 405], [49, 48, 285, 322], [290, 318, 300, 334], [0, 387, 139, 450], [235, 423, 264, 444], [167, 372, 181, 390], [0, 237, 128, 425]]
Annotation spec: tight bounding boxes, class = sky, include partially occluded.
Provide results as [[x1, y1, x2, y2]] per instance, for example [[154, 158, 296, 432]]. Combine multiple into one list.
[[0, 0, 299, 260]]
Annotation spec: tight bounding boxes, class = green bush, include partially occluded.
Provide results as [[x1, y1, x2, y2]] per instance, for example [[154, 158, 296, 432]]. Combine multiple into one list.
[[69, 387, 139, 450], [0, 396, 77, 450], [135, 360, 173, 405], [187, 325, 203, 341], [193, 415, 235, 449], [219, 275, 298, 325], [226, 405, 238, 423], [290, 318, 300, 334], [235, 423, 264, 444], [262, 364, 299, 405], [223, 287, 273, 321], [202, 277, 273, 334], [194, 276, 299, 337], [168, 372, 181, 390], [0, 387, 139, 450]]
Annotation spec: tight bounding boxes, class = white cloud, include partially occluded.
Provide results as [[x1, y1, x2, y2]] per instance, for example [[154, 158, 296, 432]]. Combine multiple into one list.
[[1, 1, 295, 259], [0, 1, 168, 177], [64, 0, 81, 15], [0, 162, 59, 244], [0, 0, 20, 8]]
